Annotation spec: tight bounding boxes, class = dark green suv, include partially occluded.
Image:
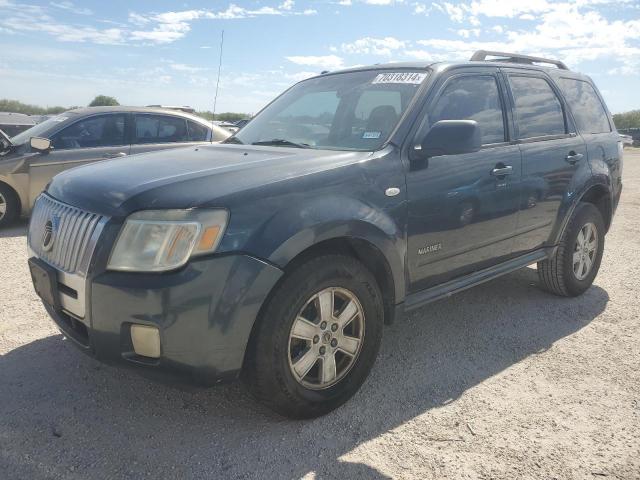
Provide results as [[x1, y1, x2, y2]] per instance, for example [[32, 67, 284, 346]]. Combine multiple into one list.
[[27, 51, 622, 418]]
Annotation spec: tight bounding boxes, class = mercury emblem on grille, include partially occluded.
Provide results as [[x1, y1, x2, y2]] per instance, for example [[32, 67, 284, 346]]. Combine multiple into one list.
[[42, 216, 58, 252]]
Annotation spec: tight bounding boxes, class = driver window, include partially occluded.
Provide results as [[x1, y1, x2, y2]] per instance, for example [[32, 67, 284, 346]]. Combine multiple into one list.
[[51, 114, 126, 150], [430, 76, 506, 145]]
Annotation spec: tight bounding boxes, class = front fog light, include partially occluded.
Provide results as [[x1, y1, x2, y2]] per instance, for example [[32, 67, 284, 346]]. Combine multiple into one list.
[[131, 325, 160, 358]]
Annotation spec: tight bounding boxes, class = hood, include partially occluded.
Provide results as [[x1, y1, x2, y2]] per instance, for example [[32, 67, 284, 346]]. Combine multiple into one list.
[[47, 144, 371, 217]]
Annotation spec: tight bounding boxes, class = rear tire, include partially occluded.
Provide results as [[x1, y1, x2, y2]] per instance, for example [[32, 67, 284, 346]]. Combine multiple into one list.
[[537, 202, 605, 297], [242, 254, 383, 419], [0, 183, 19, 228]]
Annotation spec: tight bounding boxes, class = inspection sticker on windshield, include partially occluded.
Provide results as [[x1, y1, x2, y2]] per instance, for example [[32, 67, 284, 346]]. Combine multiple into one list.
[[363, 131, 381, 139], [372, 72, 427, 85]]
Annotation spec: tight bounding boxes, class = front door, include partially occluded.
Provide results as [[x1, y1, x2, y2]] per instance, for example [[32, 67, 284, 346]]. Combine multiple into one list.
[[28, 113, 130, 206], [406, 70, 522, 292]]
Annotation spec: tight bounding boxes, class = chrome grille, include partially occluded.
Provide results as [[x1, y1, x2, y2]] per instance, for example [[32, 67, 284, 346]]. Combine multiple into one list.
[[28, 195, 108, 276]]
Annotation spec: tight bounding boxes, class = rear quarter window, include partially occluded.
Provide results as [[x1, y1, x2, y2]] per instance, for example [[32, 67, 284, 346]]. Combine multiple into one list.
[[187, 120, 210, 141], [557, 78, 611, 134]]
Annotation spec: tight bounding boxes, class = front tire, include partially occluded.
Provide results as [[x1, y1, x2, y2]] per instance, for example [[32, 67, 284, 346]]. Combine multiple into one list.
[[537, 202, 605, 297], [0, 183, 19, 228], [242, 254, 383, 419]]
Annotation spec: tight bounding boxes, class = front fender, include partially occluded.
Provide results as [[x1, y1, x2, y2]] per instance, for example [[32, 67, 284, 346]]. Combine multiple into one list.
[[245, 195, 406, 303], [0, 159, 30, 215]]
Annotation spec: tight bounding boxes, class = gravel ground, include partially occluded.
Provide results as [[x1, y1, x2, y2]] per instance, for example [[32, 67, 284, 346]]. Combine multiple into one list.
[[1, 150, 639, 480]]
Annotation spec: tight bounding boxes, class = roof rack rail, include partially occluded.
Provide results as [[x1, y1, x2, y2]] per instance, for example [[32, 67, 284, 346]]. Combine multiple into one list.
[[470, 50, 569, 70]]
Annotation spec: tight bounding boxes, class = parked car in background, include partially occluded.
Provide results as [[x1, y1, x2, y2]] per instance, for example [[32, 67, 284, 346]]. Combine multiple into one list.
[[620, 134, 633, 146], [618, 128, 640, 147], [235, 119, 251, 129], [213, 120, 240, 133], [0, 106, 230, 227], [0, 112, 36, 137], [27, 51, 622, 418]]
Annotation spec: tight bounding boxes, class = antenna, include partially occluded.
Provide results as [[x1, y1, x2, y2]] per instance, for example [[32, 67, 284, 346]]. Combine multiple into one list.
[[212, 29, 224, 139]]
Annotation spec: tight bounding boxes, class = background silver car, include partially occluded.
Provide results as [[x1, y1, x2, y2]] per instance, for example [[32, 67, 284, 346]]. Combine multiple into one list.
[[0, 106, 230, 227]]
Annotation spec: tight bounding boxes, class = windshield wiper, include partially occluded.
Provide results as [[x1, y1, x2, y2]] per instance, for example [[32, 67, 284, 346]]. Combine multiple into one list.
[[223, 136, 244, 145], [251, 139, 311, 149]]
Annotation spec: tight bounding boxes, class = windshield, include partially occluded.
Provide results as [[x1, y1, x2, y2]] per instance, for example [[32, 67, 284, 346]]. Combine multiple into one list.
[[231, 69, 429, 151], [10, 114, 74, 145]]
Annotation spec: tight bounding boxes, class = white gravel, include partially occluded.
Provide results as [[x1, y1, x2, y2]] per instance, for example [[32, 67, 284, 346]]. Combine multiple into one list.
[[1, 151, 639, 480]]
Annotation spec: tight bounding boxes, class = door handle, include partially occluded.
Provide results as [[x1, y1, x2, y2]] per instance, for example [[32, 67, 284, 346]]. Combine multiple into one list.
[[491, 165, 513, 176], [565, 152, 583, 164], [103, 152, 127, 159]]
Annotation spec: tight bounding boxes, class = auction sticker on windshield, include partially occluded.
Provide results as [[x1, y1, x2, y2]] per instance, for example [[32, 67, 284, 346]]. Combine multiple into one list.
[[372, 72, 428, 85]]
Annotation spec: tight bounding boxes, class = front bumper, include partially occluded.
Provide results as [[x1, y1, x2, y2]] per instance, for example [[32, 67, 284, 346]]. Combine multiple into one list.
[[40, 254, 283, 386]]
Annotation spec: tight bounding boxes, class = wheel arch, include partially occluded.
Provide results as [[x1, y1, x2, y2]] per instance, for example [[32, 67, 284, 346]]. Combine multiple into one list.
[[579, 184, 612, 232], [241, 235, 400, 375], [553, 181, 613, 246], [278, 236, 399, 325]]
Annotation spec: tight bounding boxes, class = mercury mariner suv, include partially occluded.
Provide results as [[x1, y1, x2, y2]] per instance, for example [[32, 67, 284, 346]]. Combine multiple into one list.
[[27, 51, 623, 418]]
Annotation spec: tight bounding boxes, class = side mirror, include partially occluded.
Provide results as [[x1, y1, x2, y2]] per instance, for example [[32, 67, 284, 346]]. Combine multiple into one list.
[[30, 137, 51, 153], [415, 120, 481, 158]]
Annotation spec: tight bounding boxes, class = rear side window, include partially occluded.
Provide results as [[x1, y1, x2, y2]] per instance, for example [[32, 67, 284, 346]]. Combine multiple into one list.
[[187, 120, 210, 141], [51, 114, 126, 150], [134, 115, 188, 144], [430, 75, 505, 145], [557, 78, 611, 134], [509, 76, 565, 139]]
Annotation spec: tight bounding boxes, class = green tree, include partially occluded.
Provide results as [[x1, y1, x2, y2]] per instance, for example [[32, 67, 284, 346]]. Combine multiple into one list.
[[197, 111, 249, 122], [0, 99, 66, 115], [613, 110, 640, 130], [88, 95, 119, 107]]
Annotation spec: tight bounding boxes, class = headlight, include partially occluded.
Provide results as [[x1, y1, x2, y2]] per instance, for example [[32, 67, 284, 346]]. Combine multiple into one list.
[[108, 209, 228, 272]]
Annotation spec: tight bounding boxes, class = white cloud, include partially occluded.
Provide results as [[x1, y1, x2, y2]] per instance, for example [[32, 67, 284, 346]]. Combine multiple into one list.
[[128, 3, 316, 44], [411, 1, 640, 74], [413, 3, 431, 15], [168, 63, 206, 73], [50, 1, 92, 15], [341, 36, 407, 56], [0, 2, 318, 47], [286, 55, 345, 69], [434, 2, 467, 22], [456, 28, 481, 38], [338, 0, 405, 4], [49, 1, 91, 15]]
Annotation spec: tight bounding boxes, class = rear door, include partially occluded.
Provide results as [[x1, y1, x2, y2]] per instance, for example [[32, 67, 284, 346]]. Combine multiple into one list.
[[406, 68, 523, 292], [129, 114, 210, 155], [556, 76, 621, 200], [28, 113, 130, 205], [503, 70, 588, 253]]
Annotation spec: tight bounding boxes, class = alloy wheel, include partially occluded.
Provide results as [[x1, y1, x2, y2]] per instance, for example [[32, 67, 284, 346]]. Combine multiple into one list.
[[0, 192, 6, 220], [573, 222, 598, 280], [288, 287, 365, 390]]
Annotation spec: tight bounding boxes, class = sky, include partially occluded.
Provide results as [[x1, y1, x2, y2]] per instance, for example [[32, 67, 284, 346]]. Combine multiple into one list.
[[0, 0, 638, 114]]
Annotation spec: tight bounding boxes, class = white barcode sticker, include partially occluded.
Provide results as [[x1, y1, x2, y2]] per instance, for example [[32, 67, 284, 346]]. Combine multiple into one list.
[[372, 72, 428, 85], [363, 131, 381, 139]]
